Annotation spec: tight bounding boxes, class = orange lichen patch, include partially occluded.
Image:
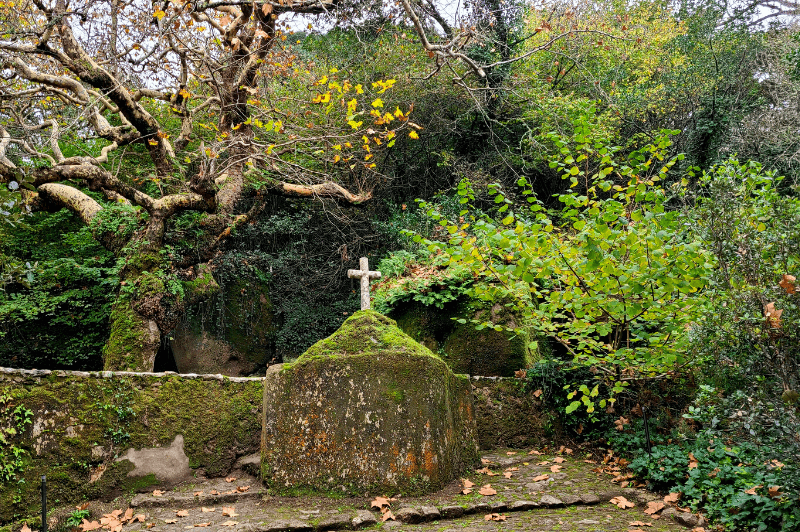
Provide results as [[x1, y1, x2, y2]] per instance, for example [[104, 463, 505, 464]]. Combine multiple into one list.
[[423, 442, 437, 474], [405, 452, 419, 475]]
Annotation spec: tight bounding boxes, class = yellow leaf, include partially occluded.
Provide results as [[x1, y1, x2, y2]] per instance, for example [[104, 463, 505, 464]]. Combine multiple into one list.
[[347, 120, 363, 130], [333, 145, 342, 150], [344, 142, 352, 148], [355, 84, 364, 94], [333, 155, 341, 163], [148, 139, 158, 145], [153, 9, 166, 20], [316, 76, 328, 85], [371, 98, 384, 108], [408, 131, 419, 139], [365, 153, 373, 161]]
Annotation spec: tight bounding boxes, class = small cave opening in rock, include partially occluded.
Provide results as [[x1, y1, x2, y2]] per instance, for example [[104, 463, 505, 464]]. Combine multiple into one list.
[[153, 335, 178, 372]]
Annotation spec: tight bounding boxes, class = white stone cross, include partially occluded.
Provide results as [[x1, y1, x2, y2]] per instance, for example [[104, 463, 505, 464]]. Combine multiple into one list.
[[348, 257, 382, 310]]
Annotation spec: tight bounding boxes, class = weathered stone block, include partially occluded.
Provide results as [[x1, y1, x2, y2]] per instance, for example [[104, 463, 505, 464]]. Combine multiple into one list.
[[261, 310, 480, 495]]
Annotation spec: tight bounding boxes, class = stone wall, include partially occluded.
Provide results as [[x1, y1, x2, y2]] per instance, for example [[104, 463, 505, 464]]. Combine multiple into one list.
[[0, 368, 262, 523], [1, 367, 551, 524]]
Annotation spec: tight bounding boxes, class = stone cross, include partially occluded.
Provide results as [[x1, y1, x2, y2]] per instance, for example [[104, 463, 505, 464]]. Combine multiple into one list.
[[348, 257, 381, 310]]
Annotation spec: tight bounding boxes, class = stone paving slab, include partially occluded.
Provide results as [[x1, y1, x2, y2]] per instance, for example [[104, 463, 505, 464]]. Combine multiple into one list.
[[37, 449, 704, 532]]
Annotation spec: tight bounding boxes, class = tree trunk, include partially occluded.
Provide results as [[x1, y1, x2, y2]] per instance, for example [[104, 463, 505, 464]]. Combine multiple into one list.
[[103, 294, 161, 372]]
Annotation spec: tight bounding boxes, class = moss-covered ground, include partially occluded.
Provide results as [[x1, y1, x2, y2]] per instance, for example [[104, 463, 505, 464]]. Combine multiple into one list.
[[4, 448, 694, 532]]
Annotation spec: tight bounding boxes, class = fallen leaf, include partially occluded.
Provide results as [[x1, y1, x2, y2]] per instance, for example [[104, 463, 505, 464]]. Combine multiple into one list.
[[553, 457, 566, 463], [503, 471, 513, 479], [222, 507, 238, 518], [200, 508, 215, 513], [629, 521, 653, 527], [236, 485, 250, 492], [691, 528, 705, 532], [764, 302, 783, 328], [663, 492, 680, 503], [528, 449, 542, 455], [550, 465, 563, 473], [209, 490, 219, 495], [506, 451, 517, 456], [76, 503, 90, 511], [146, 523, 155, 529], [176, 510, 189, 518], [163, 519, 177, 524], [768, 486, 783, 498], [628, 529, 645, 532], [779, 274, 796, 294], [133, 515, 146, 523], [220, 522, 238, 527], [563, 448, 574, 455], [505, 467, 519, 471], [537, 461, 550, 465], [225, 477, 237, 483], [610, 496, 635, 509], [80, 520, 102, 532], [122, 509, 134, 523], [476, 467, 497, 476], [371, 497, 391, 510], [462, 479, 475, 488], [644, 501, 664, 515], [481, 458, 492, 464], [484, 513, 507, 521], [744, 485, 761, 495], [152, 490, 164, 497], [193, 491, 203, 496], [109, 510, 123, 519], [614, 417, 630, 430], [381, 511, 395, 522], [532, 474, 549, 482], [193, 523, 211, 527], [688, 452, 699, 469], [478, 484, 497, 496], [461, 488, 473, 495], [514, 369, 526, 379]]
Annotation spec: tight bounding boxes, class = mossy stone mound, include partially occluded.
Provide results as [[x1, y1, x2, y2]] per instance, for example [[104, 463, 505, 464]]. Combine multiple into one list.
[[390, 299, 539, 377], [261, 310, 479, 495]]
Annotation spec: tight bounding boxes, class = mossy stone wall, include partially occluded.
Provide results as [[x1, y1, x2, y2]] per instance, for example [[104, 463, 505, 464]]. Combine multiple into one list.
[[390, 299, 537, 377], [0, 368, 261, 523], [261, 311, 480, 496]]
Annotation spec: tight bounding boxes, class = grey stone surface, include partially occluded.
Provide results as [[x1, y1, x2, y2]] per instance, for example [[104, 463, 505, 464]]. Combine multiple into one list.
[[508, 500, 538, 511], [394, 507, 423, 524], [576, 520, 600, 525], [351, 510, 377, 529], [257, 520, 313, 532], [419, 507, 441, 521], [525, 481, 549, 491], [115, 435, 191, 486], [580, 493, 601, 505], [439, 506, 464, 519], [464, 503, 491, 515], [539, 495, 564, 508], [558, 494, 581, 505], [490, 502, 507, 512], [316, 514, 353, 530], [234, 453, 261, 477]]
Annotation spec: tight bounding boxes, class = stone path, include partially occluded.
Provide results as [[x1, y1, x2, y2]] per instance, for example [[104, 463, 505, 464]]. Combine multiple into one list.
[[53, 449, 706, 532]]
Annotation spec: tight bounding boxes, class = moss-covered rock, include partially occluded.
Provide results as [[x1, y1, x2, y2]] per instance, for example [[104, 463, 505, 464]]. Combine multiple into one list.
[[0, 369, 261, 524], [171, 277, 275, 376], [390, 298, 538, 377], [261, 310, 480, 496]]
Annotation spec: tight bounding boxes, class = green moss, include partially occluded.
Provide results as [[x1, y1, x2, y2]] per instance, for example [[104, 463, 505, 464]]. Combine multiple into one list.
[[389, 298, 538, 377], [120, 473, 158, 493], [299, 310, 441, 362], [103, 297, 156, 371], [0, 374, 262, 524]]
